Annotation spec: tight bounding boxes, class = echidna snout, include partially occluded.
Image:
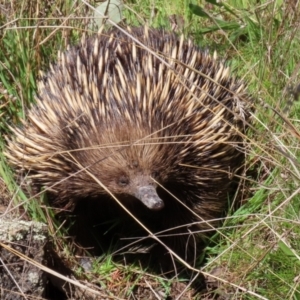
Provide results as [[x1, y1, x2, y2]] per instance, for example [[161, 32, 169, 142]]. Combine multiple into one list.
[[134, 185, 164, 210], [132, 180, 164, 210]]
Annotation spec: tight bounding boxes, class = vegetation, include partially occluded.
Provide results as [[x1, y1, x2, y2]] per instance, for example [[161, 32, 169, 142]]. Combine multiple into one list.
[[0, 0, 300, 299]]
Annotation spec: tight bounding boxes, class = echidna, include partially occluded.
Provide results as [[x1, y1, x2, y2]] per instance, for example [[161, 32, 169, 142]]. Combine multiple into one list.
[[6, 27, 251, 261]]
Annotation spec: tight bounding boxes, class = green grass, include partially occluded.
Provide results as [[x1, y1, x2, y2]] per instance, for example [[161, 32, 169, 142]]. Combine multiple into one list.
[[1, 0, 300, 299]]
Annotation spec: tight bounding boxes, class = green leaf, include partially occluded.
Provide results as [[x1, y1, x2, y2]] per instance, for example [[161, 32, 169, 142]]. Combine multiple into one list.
[[91, 0, 124, 29], [188, 4, 209, 18]]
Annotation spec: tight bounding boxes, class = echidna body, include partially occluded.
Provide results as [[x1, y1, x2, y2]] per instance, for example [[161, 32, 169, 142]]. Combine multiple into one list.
[[6, 27, 251, 259]]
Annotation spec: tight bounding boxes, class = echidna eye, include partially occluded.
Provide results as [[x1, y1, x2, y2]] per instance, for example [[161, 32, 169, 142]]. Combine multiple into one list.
[[132, 160, 139, 168], [118, 175, 129, 187], [151, 171, 159, 178]]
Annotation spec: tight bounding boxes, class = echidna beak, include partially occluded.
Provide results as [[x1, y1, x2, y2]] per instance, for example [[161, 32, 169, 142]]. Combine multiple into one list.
[[135, 185, 165, 211]]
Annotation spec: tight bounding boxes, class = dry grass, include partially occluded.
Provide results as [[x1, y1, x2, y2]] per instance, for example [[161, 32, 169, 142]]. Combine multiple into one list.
[[0, 0, 300, 299]]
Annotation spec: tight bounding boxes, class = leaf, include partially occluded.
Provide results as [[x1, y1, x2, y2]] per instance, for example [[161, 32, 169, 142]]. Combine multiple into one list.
[[91, 0, 124, 29], [188, 4, 210, 18], [278, 241, 300, 266]]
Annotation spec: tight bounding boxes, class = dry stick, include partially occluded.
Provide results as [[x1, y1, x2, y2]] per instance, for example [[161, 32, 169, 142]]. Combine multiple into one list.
[[144, 279, 162, 300], [1, 235, 268, 300], [0, 242, 121, 299], [0, 257, 29, 300], [68, 152, 268, 300]]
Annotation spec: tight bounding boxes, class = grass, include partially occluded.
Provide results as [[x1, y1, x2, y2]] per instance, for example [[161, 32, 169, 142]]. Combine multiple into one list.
[[1, 0, 300, 299]]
